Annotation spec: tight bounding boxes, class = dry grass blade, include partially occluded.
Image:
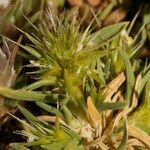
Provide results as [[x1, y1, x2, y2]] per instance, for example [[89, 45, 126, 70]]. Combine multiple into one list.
[[86, 135, 107, 150], [112, 91, 124, 103], [38, 115, 67, 127], [102, 111, 106, 129], [127, 138, 145, 147], [105, 91, 124, 119], [87, 96, 102, 137], [128, 126, 150, 149], [100, 72, 125, 125], [0, 36, 22, 118], [103, 72, 125, 102], [0, 95, 9, 118], [113, 73, 142, 129], [127, 146, 135, 150], [9, 36, 22, 67], [97, 141, 109, 150], [131, 74, 142, 109]]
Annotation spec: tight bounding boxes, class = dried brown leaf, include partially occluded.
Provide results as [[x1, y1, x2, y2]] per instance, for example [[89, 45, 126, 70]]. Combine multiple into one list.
[[87, 96, 102, 136]]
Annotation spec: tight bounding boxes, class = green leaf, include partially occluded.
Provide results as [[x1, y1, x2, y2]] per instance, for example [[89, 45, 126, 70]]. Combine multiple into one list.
[[88, 69, 106, 86], [142, 4, 150, 42], [23, 77, 57, 90], [62, 126, 81, 141], [119, 49, 135, 104], [91, 22, 127, 46], [1, 35, 41, 58], [118, 118, 128, 150], [10, 143, 30, 150], [97, 59, 106, 86], [63, 140, 84, 150], [13, 25, 42, 49], [41, 141, 66, 150], [22, 45, 42, 58], [98, 1, 116, 21], [0, 86, 45, 101], [62, 106, 81, 129], [103, 59, 111, 80], [98, 101, 127, 110], [17, 106, 53, 135], [129, 80, 150, 134], [140, 69, 150, 93], [13, 74, 27, 89], [22, 139, 52, 147], [21, 11, 39, 31], [18, 105, 41, 123], [36, 102, 63, 117]]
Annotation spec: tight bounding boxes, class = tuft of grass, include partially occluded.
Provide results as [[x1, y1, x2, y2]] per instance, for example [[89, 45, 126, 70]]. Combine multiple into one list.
[[0, 9, 150, 150]]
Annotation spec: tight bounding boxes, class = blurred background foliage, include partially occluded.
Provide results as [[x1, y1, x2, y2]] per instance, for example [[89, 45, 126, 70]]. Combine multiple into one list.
[[0, 0, 149, 54]]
